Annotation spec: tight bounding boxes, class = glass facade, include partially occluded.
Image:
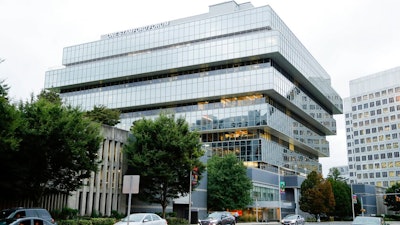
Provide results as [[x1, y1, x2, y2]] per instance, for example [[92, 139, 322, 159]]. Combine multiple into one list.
[[45, 0, 342, 219], [345, 67, 400, 187]]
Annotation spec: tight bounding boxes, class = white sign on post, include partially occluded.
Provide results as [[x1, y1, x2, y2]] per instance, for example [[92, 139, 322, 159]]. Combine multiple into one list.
[[123, 175, 140, 225], [123, 175, 140, 194]]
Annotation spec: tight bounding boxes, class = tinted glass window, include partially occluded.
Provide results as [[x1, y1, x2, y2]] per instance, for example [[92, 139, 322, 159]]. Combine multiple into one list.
[[33, 219, 45, 225], [24, 210, 36, 217], [13, 211, 26, 218], [36, 210, 50, 220], [18, 218, 31, 225]]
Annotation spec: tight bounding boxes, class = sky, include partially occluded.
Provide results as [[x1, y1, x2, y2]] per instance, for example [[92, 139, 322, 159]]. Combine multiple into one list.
[[1, 0, 400, 177]]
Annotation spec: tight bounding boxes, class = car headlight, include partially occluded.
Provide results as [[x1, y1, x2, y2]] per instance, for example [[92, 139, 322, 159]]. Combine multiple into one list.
[[210, 220, 218, 225]]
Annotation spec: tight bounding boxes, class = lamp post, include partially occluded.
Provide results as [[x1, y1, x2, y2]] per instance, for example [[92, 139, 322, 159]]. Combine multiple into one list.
[[278, 166, 282, 221], [351, 182, 355, 220], [188, 167, 192, 224]]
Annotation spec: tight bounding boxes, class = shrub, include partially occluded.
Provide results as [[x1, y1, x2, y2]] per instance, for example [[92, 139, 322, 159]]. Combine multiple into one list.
[[58, 220, 79, 225], [78, 220, 92, 225], [91, 210, 101, 218], [110, 211, 125, 220], [91, 218, 115, 225], [166, 217, 188, 225], [239, 214, 256, 222], [55, 208, 79, 220]]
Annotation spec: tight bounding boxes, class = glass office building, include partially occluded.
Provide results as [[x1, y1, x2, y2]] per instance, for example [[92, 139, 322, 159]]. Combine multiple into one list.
[[45, 1, 342, 220], [345, 67, 400, 187]]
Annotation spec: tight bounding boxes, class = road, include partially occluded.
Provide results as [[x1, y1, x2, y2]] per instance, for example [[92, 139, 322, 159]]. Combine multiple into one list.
[[237, 221, 400, 225]]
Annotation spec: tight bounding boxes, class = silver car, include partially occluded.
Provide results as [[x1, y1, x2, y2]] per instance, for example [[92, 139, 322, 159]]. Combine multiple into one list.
[[281, 214, 305, 225], [114, 213, 167, 225]]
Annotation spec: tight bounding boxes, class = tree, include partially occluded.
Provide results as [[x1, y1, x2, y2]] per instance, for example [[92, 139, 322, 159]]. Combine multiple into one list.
[[123, 113, 205, 218], [0, 79, 10, 97], [384, 183, 400, 212], [207, 153, 253, 211], [5, 90, 103, 204], [327, 168, 352, 219], [327, 167, 345, 181], [0, 80, 20, 151], [299, 171, 335, 218], [85, 104, 121, 126], [0, 80, 23, 200]]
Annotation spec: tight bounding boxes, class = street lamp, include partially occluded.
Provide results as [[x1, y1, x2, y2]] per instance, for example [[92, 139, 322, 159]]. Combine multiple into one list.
[[278, 166, 282, 221], [351, 181, 355, 220]]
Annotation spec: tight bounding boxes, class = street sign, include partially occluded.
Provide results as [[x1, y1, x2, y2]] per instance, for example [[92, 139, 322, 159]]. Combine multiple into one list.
[[352, 194, 357, 204], [123, 175, 140, 194], [280, 181, 285, 193]]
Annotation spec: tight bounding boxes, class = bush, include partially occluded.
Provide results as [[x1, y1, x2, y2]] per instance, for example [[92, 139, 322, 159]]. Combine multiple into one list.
[[58, 220, 79, 225], [91, 210, 101, 218], [238, 214, 256, 222], [54, 208, 79, 220], [110, 211, 125, 220], [78, 220, 92, 225], [384, 214, 400, 221], [166, 217, 188, 225], [305, 217, 316, 222], [91, 218, 115, 225]]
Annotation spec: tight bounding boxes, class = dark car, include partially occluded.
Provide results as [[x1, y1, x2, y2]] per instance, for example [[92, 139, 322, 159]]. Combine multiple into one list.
[[0, 208, 56, 225], [198, 212, 235, 225]]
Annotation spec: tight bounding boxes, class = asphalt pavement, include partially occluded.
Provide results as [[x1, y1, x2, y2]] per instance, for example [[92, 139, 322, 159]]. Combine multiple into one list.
[[237, 221, 400, 225]]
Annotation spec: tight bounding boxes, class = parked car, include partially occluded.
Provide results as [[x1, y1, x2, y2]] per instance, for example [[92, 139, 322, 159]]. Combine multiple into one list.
[[352, 216, 388, 225], [0, 208, 56, 225], [6, 217, 54, 225], [198, 211, 235, 225], [281, 214, 305, 225], [114, 213, 167, 225]]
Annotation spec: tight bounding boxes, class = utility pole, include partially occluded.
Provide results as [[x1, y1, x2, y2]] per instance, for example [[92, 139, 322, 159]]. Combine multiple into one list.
[[278, 166, 282, 221], [351, 183, 355, 220], [188, 168, 192, 224]]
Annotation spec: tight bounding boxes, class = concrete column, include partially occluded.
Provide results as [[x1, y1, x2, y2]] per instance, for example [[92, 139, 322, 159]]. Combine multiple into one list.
[[100, 139, 110, 216], [106, 140, 115, 216]]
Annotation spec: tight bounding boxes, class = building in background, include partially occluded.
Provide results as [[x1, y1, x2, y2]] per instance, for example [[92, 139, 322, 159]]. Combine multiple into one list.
[[45, 1, 342, 220], [345, 66, 400, 187], [67, 125, 128, 217]]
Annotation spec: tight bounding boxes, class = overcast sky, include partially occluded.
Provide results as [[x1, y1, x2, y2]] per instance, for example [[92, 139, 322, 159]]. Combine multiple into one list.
[[2, 0, 400, 177]]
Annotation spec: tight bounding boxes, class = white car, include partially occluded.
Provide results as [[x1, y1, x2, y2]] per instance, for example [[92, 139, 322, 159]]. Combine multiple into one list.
[[281, 214, 305, 225], [114, 213, 167, 225], [352, 216, 387, 225]]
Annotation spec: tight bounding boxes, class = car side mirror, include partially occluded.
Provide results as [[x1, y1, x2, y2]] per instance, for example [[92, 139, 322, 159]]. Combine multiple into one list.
[[143, 219, 150, 223]]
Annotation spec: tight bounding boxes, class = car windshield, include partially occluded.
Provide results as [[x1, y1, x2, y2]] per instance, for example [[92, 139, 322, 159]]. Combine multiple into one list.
[[353, 217, 381, 225], [207, 212, 221, 219], [122, 214, 146, 222], [284, 215, 297, 219]]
